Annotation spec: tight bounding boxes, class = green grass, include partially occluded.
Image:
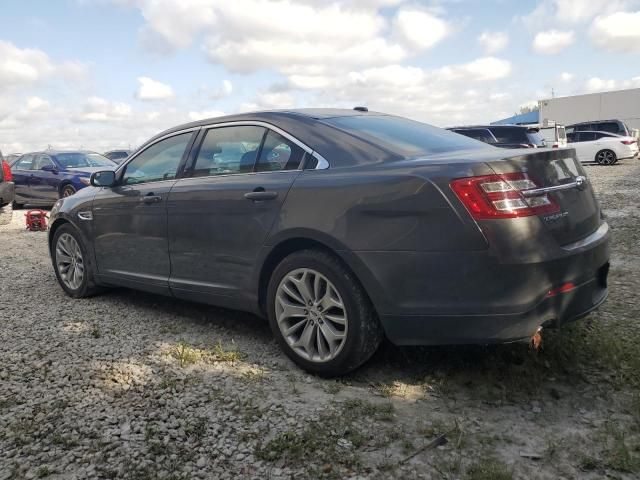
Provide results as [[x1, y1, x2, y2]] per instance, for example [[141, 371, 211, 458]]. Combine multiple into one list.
[[466, 458, 512, 480]]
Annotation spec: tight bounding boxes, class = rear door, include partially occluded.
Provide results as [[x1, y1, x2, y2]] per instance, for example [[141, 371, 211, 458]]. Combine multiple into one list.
[[167, 124, 305, 304]]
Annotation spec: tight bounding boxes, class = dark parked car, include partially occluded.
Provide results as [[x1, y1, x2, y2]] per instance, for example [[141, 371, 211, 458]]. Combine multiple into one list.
[[0, 152, 15, 207], [448, 125, 547, 149], [104, 149, 132, 164], [566, 119, 631, 137], [48, 109, 610, 376], [5, 153, 22, 164], [10, 151, 116, 207]]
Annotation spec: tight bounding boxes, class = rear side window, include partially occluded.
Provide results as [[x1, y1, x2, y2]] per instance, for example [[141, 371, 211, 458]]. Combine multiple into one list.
[[256, 130, 305, 172], [323, 116, 488, 157], [123, 133, 193, 185], [193, 126, 266, 177], [15, 155, 34, 170], [597, 122, 620, 134], [575, 123, 594, 131]]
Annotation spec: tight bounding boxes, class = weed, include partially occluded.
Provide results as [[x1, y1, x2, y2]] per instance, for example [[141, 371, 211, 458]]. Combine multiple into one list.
[[36, 466, 51, 478], [212, 340, 243, 363], [342, 399, 394, 422], [90, 325, 101, 338], [172, 341, 202, 367], [324, 381, 342, 394], [466, 458, 512, 480], [241, 368, 267, 382]]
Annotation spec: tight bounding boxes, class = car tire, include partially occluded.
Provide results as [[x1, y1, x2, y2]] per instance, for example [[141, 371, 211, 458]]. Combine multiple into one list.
[[51, 224, 102, 298], [12, 200, 23, 209], [267, 249, 383, 377], [60, 184, 77, 198], [595, 149, 617, 165]]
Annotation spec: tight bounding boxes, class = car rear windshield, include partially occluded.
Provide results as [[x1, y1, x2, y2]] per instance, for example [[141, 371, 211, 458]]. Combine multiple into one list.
[[322, 115, 490, 157], [488, 126, 546, 147], [55, 153, 116, 168]]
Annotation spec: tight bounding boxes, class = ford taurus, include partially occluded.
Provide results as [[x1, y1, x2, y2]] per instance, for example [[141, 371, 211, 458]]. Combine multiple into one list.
[[48, 109, 610, 376]]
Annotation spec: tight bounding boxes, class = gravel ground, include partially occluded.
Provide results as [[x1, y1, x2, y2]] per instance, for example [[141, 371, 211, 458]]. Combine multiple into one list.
[[1, 160, 639, 480]]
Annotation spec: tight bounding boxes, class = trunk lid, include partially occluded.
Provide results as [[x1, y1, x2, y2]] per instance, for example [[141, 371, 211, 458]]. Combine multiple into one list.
[[487, 148, 601, 245]]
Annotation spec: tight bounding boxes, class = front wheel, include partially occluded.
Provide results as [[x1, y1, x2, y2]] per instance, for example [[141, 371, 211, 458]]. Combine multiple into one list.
[[60, 184, 77, 198], [595, 149, 617, 165], [267, 249, 383, 377], [52, 224, 101, 298]]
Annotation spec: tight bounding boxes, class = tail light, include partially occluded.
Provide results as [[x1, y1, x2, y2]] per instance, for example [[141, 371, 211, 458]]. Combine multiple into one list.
[[450, 172, 560, 220], [621, 140, 635, 145], [546, 282, 576, 297], [1, 161, 11, 182]]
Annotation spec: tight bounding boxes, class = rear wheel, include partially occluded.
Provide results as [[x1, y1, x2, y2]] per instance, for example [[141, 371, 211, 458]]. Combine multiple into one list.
[[267, 249, 383, 376], [12, 200, 23, 209], [595, 149, 617, 165], [52, 224, 101, 298], [60, 184, 77, 198]]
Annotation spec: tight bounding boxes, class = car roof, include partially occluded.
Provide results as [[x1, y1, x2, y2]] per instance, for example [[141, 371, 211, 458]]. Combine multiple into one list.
[[148, 108, 384, 141], [21, 150, 99, 156], [449, 125, 530, 129], [569, 119, 621, 124]]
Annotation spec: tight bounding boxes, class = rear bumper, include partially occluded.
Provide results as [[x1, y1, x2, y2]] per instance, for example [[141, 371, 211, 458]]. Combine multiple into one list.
[[350, 223, 610, 346], [380, 267, 608, 345]]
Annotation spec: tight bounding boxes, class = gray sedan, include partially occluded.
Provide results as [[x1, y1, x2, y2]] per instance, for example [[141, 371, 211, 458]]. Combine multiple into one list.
[[47, 109, 610, 376]]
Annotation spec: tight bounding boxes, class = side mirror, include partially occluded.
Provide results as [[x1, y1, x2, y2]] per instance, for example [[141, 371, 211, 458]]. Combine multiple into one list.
[[90, 170, 116, 187], [41, 164, 58, 173]]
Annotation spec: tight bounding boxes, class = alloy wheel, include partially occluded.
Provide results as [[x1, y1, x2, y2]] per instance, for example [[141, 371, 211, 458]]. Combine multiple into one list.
[[275, 268, 348, 363], [596, 150, 615, 165], [55, 233, 85, 290]]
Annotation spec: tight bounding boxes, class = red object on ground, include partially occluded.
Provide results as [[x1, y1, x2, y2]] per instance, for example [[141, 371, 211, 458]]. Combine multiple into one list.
[[25, 210, 48, 231], [1, 160, 12, 182]]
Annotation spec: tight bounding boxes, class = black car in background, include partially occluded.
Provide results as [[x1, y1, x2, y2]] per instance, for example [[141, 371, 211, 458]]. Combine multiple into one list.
[[48, 109, 609, 375], [566, 119, 631, 137], [0, 151, 15, 207], [103, 150, 132, 164], [448, 125, 547, 149]]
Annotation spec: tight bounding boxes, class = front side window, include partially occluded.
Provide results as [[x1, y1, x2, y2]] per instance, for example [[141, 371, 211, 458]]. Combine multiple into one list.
[[35, 155, 55, 170], [256, 130, 305, 172], [578, 132, 596, 142], [123, 133, 192, 185], [192, 126, 265, 177]]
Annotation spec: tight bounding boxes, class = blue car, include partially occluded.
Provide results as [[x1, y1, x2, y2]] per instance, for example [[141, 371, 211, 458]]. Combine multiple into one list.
[[10, 151, 117, 207]]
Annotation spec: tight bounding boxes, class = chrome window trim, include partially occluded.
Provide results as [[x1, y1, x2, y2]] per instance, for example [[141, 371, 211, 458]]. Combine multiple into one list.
[[116, 127, 201, 175], [199, 120, 329, 170]]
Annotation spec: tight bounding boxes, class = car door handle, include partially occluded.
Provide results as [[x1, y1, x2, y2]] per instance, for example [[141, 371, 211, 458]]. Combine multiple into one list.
[[140, 194, 162, 204], [244, 190, 278, 201]]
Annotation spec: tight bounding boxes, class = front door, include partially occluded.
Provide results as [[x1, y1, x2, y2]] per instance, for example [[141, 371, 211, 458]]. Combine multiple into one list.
[[11, 154, 36, 204], [30, 154, 60, 203], [92, 131, 195, 294], [167, 125, 305, 306]]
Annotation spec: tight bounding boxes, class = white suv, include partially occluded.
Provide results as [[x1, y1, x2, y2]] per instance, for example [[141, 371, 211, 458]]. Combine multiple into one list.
[[567, 131, 639, 165]]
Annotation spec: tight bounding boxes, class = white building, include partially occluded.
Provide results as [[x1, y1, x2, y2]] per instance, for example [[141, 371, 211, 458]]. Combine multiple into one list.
[[538, 88, 640, 130]]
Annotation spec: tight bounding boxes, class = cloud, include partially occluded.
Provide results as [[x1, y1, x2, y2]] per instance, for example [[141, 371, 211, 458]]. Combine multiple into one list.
[[533, 30, 574, 54], [591, 11, 640, 52], [0, 41, 55, 87], [477, 31, 509, 54], [136, 76, 175, 100], [79, 96, 133, 122], [26, 96, 51, 111], [393, 7, 451, 50], [559, 72, 574, 82], [583, 76, 640, 93], [521, 0, 640, 27], [188, 110, 225, 121]]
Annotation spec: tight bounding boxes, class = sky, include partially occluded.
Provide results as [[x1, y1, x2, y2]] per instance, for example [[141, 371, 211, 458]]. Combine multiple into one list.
[[1, 0, 640, 153]]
